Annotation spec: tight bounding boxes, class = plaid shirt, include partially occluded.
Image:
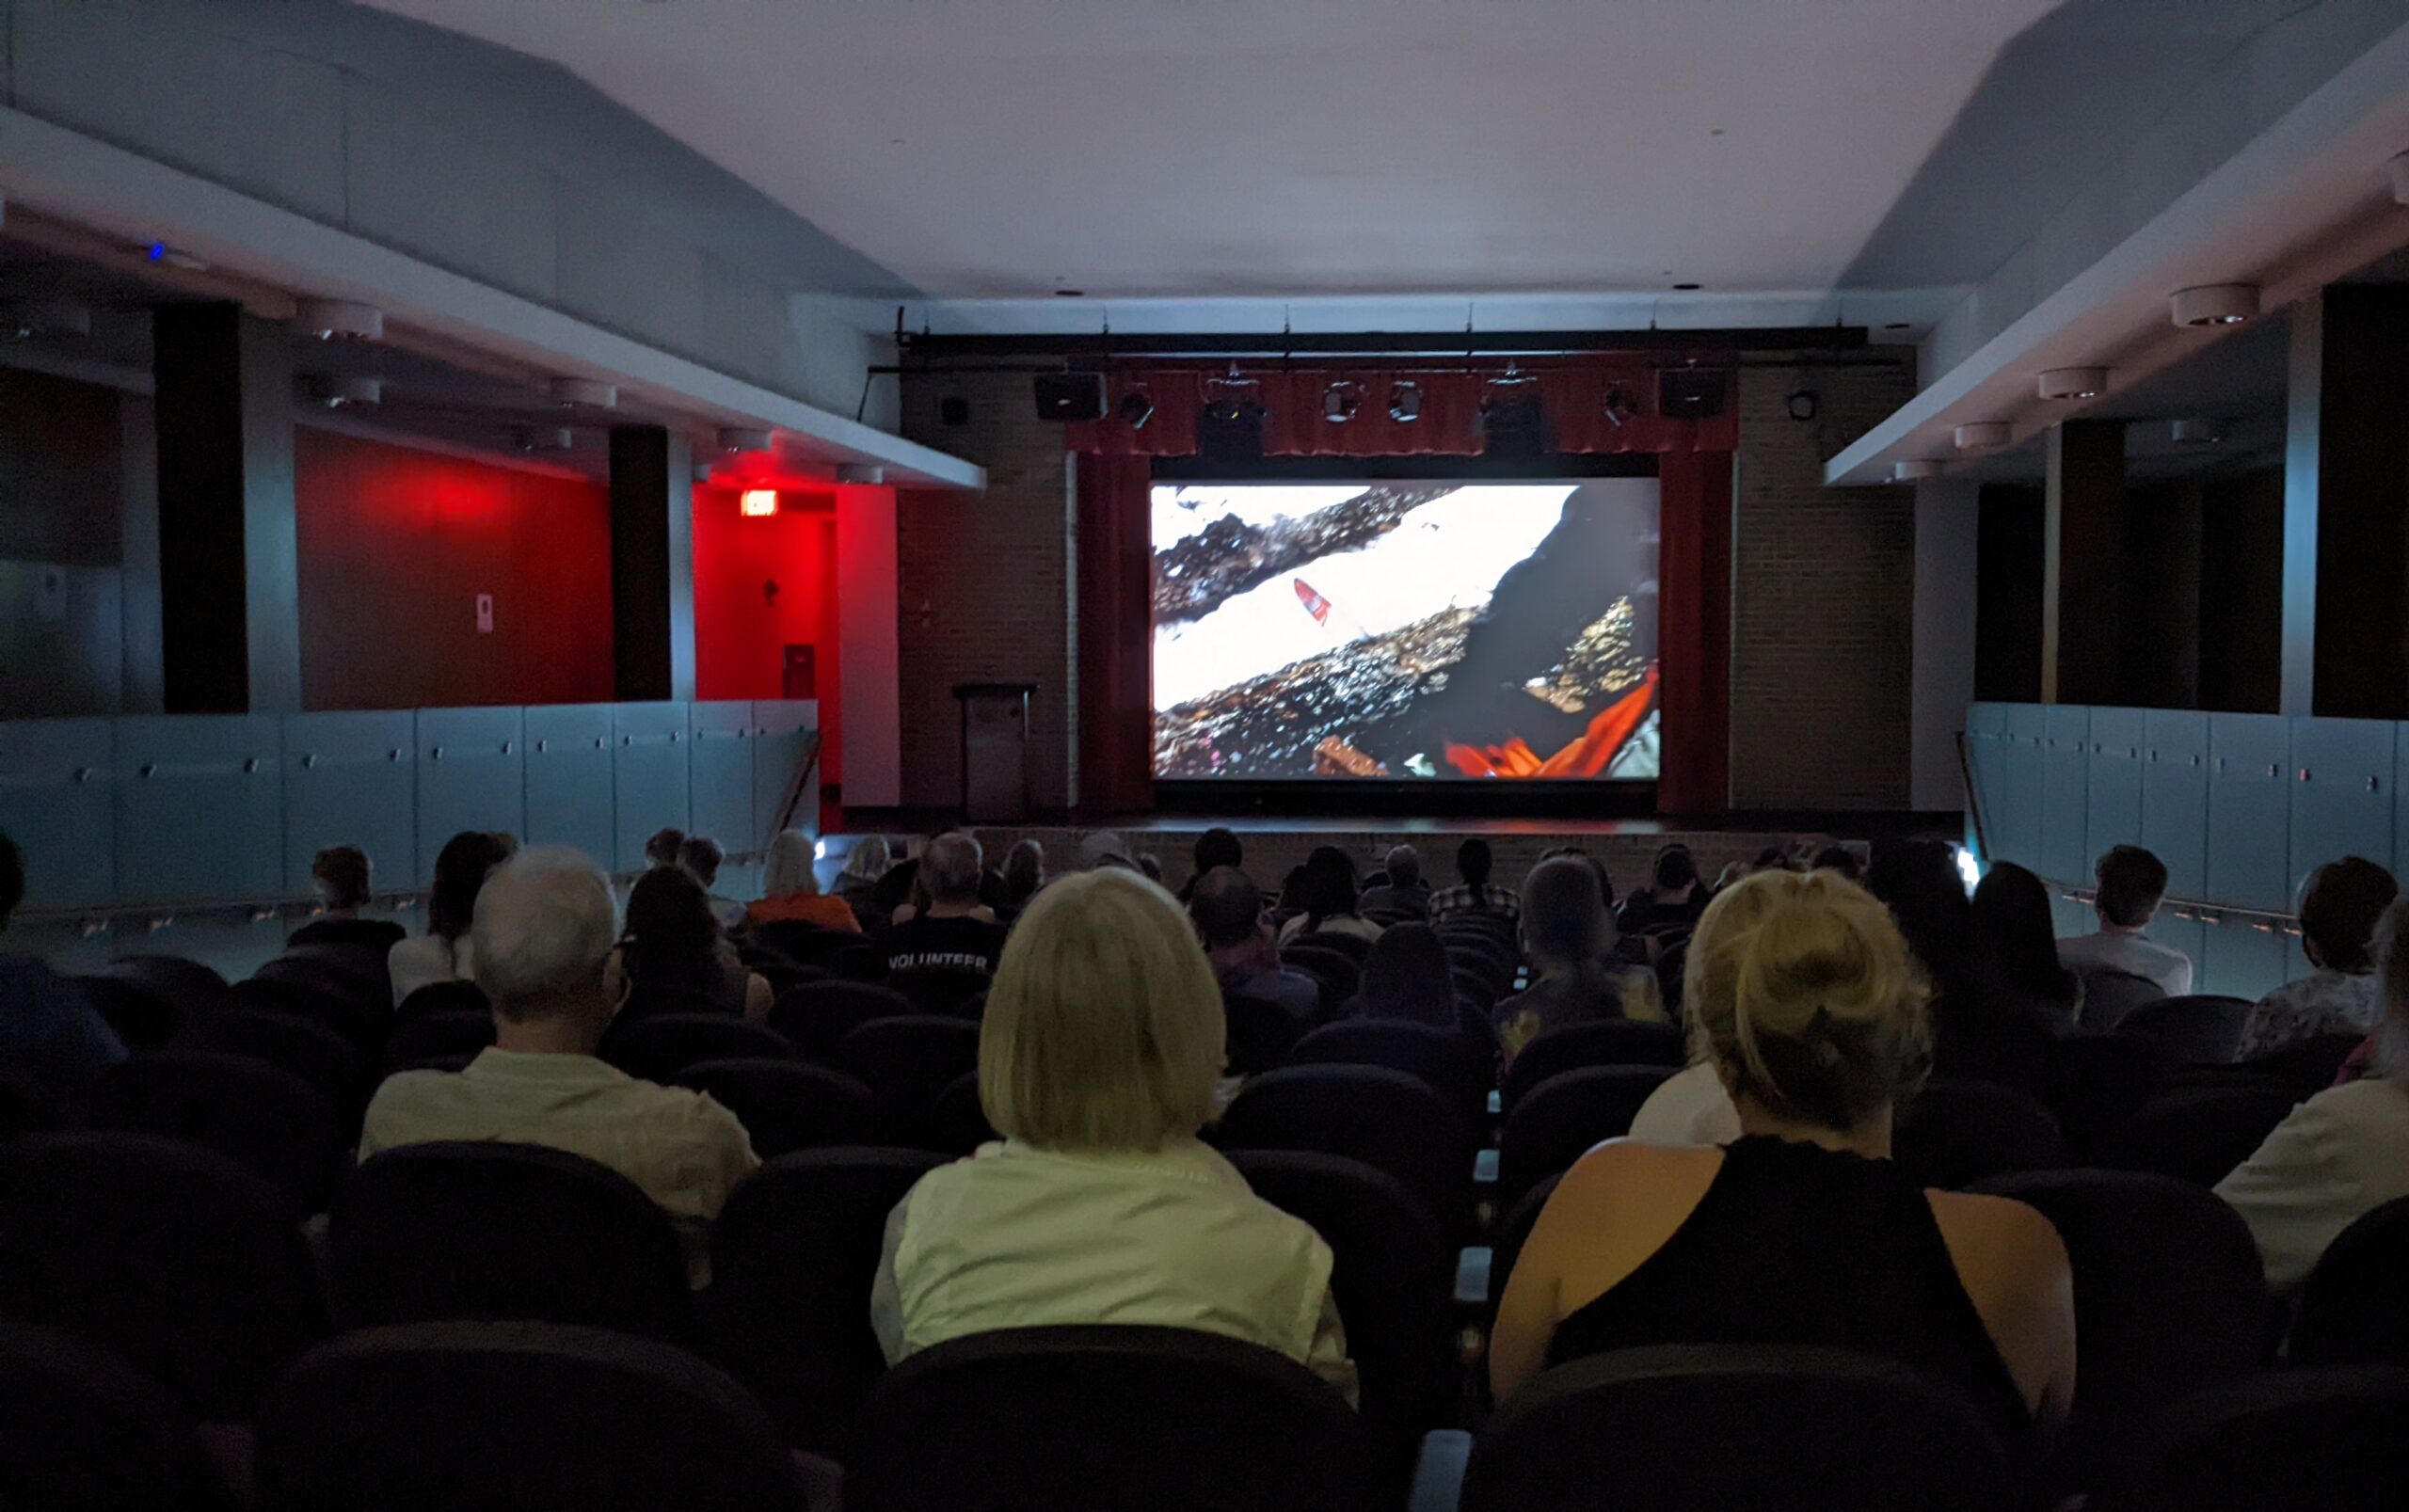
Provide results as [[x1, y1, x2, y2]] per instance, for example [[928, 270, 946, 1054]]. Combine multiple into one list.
[[1428, 883, 1519, 923]]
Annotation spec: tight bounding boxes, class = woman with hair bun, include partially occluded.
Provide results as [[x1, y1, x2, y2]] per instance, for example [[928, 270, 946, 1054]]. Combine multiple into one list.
[[1490, 869, 2074, 1446]]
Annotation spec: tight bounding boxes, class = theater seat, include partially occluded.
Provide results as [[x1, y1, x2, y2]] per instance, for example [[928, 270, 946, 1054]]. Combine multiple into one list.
[[599, 1013, 796, 1085], [329, 1142, 693, 1342], [834, 1016, 981, 1138], [1487, 1173, 1564, 1310], [1891, 1079, 2068, 1189], [2098, 1084, 2301, 1186], [71, 974, 183, 1053], [1216, 1066, 1476, 1237], [1459, 1345, 2011, 1512], [917, 1071, 999, 1155], [2047, 1032, 2177, 1161], [1494, 1065, 1677, 1212], [87, 1050, 344, 1213], [2289, 1195, 2409, 1369], [849, 1326, 1377, 1512], [381, 1008, 495, 1072], [766, 980, 914, 1059], [1500, 1021, 1687, 1111], [2109, 1364, 2409, 1512], [393, 979, 488, 1023], [2114, 995, 2253, 1065], [1283, 946, 1361, 1007], [2230, 1032, 2364, 1096], [674, 1058, 876, 1160], [2073, 967, 2167, 1032], [0, 1319, 227, 1512], [1289, 1020, 1492, 1122], [1224, 991, 1307, 1076], [181, 1008, 374, 1139], [253, 1321, 805, 1512]]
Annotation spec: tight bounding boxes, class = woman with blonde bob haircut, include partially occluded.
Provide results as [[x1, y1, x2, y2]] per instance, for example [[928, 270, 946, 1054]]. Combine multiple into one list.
[[1493, 869, 2074, 1449], [871, 869, 1355, 1396]]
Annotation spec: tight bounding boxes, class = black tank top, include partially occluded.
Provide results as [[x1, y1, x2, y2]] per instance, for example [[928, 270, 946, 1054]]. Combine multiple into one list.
[[1545, 1135, 2029, 1445]]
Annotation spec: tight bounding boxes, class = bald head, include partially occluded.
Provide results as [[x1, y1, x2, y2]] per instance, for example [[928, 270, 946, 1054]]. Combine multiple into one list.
[[923, 832, 984, 905], [471, 846, 617, 1023], [1189, 866, 1268, 951]]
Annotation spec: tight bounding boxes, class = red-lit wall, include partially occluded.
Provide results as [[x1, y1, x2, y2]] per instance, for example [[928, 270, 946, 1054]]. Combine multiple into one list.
[[691, 485, 844, 781], [295, 428, 615, 708]]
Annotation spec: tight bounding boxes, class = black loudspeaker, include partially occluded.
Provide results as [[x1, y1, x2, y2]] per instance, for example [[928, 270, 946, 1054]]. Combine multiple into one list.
[[1657, 369, 1729, 419], [939, 395, 970, 427], [1032, 373, 1106, 422]]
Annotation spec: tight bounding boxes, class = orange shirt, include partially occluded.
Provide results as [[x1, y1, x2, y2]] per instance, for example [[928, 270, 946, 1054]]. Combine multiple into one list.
[[747, 893, 864, 933]]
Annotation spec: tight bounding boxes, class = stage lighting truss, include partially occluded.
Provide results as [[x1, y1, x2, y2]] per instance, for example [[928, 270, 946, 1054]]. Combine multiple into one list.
[[1603, 384, 1639, 428], [1203, 363, 1261, 424], [1388, 381, 1423, 422], [1324, 380, 1364, 423], [1117, 388, 1157, 429]]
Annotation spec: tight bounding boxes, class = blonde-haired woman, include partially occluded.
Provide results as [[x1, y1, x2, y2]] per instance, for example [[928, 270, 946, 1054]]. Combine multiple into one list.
[[746, 830, 861, 933], [870, 867, 1355, 1397], [1492, 869, 2073, 1446]]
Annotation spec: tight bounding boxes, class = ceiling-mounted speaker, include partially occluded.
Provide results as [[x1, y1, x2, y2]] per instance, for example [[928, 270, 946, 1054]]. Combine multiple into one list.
[[939, 395, 970, 426], [1031, 372, 1106, 422], [1657, 368, 1728, 419]]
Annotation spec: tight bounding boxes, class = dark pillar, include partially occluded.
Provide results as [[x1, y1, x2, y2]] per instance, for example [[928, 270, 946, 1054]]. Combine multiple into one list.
[[2198, 467, 2284, 712], [2041, 419, 2126, 704], [151, 303, 300, 712], [607, 425, 696, 701], [1974, 484, 2046, 704], [2283, 286, 2409, 718], [2121, 478, 2203, 708]]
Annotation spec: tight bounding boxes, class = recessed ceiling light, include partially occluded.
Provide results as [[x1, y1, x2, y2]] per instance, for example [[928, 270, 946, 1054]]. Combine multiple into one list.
[[293, 298, 384, 342], [2037, 367, 2108, 400], [1954, 422, 2011, 450], [1894, 460, 1941, 481], [2170, 284, 2258, 327], [716, 426, 774, 454], [836, 464, 885, 485], [550, 377, 618, 409]]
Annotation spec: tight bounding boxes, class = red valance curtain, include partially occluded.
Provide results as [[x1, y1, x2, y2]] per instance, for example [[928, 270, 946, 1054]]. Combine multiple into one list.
[[1075, 453, 1157, 820], [1656, 451, 1733, 816]]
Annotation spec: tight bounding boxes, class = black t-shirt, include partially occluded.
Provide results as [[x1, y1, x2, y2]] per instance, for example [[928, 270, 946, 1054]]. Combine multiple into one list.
[[881, 914, 1009, 977]]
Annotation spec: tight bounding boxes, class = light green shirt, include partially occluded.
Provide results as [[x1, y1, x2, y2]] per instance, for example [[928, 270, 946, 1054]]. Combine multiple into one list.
[[359, 1048, 759, 1285]]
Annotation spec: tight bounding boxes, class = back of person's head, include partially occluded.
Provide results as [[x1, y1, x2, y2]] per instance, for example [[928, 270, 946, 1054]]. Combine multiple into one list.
[[1382, 845, 1423, 891], [922, 832, 985, 905], [0, 829, 22, 931], [1137, 852, 1163, 883], [1811, 846, 1863, 884], [429, 831, 518, 942], [838, 836, 892, 884], [678, 835, 725, 888], [644, 828, 686, 869], [1002, 838, 1045, 904], [1359, 922, 1455, 1026], [1653, 843, 1699, 892], [1298, 846, 1361, 925], [761, 830, 820, 899], [311, 846, 374, 913], [2095, 845, 2169, 929], [1753, 846, 1794, 873], [1686, 869, 1933, 1132], [471, 847, 617, 1023], [1077, 831, 1137, 872], [1971, 862, 2074, 1000], [981, 868, 1222, 1151], [1193, 827, 1243, 875], [1189, 866, 1266, 951], [1865, 838, 1975, 995], [2301, 856, 2400, 973], [2371, 896, 2409, 1083], [621, 865, 723, 982], [1524, 855, 1613, 967], [1456, 837, 1494, 889]]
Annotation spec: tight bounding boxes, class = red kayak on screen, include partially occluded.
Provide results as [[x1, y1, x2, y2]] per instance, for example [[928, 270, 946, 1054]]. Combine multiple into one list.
[[1292, 578, 1333, 626]]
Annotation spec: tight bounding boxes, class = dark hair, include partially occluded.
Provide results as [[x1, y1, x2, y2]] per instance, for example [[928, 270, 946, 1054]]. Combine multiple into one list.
[[1865, 839, 1975, 1003], [1297, 847, 1362, 931], [1811, 846, 1863, 884], [1359, 923, 1456, 1027], [1190, 867, 1267, 950], [1524, 855, 1611, 967], [0, 830, 23, 930], [1653, 844, 1699, 892], [678, 835, 724, 887], [1456, 837, 1496, 909], [621, 865, 728, 994], [1002, 838, 1045, 905], [312, 846, 373, 912], [1754, 846, 1793, 872], [645, 827, 686, 868], [1971, 862, 2078, 1007], [429, 832, 516, 942], [2300, 856, 2400, 974], [1193, 827, 1243, 875], [2094, 845, 2168, 929]]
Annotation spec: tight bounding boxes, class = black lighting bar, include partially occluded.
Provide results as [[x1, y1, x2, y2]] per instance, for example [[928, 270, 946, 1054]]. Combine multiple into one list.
[[894, 325, 1869, 361]]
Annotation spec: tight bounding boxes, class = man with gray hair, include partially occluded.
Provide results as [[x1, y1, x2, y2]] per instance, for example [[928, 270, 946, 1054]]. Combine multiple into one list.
[[1491, 854, 1666, 1064], [358, 846, 758, 1284], [1357, 844, 1429, 919], [881, 832, 1009, 992]]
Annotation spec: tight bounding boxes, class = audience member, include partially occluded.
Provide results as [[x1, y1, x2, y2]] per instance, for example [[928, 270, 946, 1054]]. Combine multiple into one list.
[[1492, 869, 2075, 1444], [1191, 867, 1318, 1025], [1616, 844, 1707, 935], [881, 833, 1009, 982], [1179, 827, 1243, 902], [747, 830, 861, 933], [390, 831, 516, 1007], [614, 866, 774, 1019], [1136, 852, 1164, 884], [1972, 863, 2084, 1033], [1713, 859, 1752, 893], [2218, 891, 2409, 1294], [2236, 856, 2400, 1058], [0, 829, 126, 1100], [2056, 845, 2192, 997], [1869, 841, 2051, 1091], [1494, 856, 1665, 1062], [1357, 844, 1430, 919], [833, 836, 893, 928], [1077, 831, 1140, 871], [1810, 845, 1864, 884], [1355, 922, 1457, 1027], [999, 838, 1046, 918], [1428, 837, 1519, 924], [644, 827, 686, 870], [677, 835, 748, 932], [359, 847, 758, 1284], [288, 845, 406, 953], [869, 849, 923, 925], [1278, 847, 1382, 944], [871, 868, 1354, 1397]]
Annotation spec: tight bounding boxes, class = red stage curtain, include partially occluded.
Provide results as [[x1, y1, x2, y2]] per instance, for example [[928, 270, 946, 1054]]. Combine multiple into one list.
[[1656, 450, 1733, 815], [1075, 452, 1156, 819]]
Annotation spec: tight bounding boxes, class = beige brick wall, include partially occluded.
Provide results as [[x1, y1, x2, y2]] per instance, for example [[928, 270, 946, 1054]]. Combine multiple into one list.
[[1729, 358, 1921, 809]]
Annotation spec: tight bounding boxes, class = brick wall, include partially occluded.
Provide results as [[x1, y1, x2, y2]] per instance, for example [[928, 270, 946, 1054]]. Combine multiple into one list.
[[1729, 357, 1921, 809], [896, 374, 1077, 813]]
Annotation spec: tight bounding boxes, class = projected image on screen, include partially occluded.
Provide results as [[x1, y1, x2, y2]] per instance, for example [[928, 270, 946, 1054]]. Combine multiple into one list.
[[1152, 479, 1660, 780]]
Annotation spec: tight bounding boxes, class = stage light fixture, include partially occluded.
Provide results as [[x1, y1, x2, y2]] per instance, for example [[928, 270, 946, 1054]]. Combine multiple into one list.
[[1117, 389, 1156, 429], [2169, 285, 2258, 327], [717, 426, 774, 454], [2037, 367, 2107, 401], [1388, 381, 1423, 422], [1954, 422, 2011, 450], [299, 374, 381, 408], [550, 377, 618, 409], [1324, 381, 1362, 423], [1784, 390, 1818, 422], [1603, 385, 1638, 427], [740, 489, 780, 517], [293, 298, 384, 342]]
